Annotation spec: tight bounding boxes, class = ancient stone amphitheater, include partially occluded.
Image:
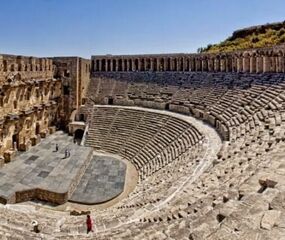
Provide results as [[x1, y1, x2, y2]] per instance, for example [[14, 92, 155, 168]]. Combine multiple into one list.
[[0, 44, 285, 240]]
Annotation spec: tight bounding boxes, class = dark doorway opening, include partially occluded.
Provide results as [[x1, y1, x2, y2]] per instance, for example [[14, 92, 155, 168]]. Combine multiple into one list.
[[74, 129, 84, 145], [12, 134, 19, 150], [108, 97, 114, 105], [165, 103, 170, 110], [36, 123, 40, 135], [79, 114, 85, 122]]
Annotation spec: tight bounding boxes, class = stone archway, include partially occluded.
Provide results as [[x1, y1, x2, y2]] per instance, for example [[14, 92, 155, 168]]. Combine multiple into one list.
[[74, 129, 84, 145]]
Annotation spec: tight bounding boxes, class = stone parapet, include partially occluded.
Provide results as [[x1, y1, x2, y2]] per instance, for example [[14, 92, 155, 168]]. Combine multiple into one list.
[[0, 54, 53, 84], [92, 44, 285, 73]]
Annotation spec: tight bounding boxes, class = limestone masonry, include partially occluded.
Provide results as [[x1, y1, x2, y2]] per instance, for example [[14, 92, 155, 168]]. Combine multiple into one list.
[[92, 44, 285, 73], [0, 42, 285, 239]]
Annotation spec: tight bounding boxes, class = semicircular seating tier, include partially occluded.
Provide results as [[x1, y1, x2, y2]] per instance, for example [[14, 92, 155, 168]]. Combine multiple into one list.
[[85, 106, 204, 180]]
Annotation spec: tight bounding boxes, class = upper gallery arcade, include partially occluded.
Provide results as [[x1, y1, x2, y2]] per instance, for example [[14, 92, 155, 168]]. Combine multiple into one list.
[[92, 44, 285, 73]]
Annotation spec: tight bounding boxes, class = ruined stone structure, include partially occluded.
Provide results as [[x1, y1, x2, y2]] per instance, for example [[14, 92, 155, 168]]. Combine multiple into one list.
[[0, 44, 285, 239], [53, 57, 91, 128], [92, 44, 285, 73], [0, 55, 61, 164]]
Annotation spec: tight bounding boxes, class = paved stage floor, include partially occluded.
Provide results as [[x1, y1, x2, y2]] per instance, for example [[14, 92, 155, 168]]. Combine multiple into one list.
[[0, 131, 93, 204], [70, 155, 126, 204], [0, 131, 127, 205]]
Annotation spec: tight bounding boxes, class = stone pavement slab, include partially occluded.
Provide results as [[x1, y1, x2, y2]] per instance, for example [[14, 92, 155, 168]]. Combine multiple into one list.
[[70, 155, 126, 204], [0, 131, 93, 205]]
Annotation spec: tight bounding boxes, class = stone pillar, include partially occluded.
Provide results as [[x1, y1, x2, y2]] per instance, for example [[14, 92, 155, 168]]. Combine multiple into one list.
[[93, 60, 96, 72], [132, 58, 136, 72], [263, 55, 270, 72], [225, 57, 230, 72], [220, 58, 226, 72], [164, 58, 167, 71], [279, 53, 285, 73], [201, 59, 205, 72], [271, 56, 277, 72], [249, 56, 256, 73], [150, 59, 154, 71], [173, 58, 177, 71], [214, 58, 220, 72], [256, 56, 263, 73], [157, 58, 161, 71], [243, 55, 250, 72], [178, 58, 182, 71], [138, 59, 141, 71], [207, 56, 211, 72], [16, 56, 23, 71], [99, 59, 102, 71], [105, 59, 108, 71], [182, 57, 186, 71], [168, 58, 172, 71], [194, 58, 196, 72], [190, 58, 195, 71], [30, 57, 36, 72], [236, 57, 243, 72]]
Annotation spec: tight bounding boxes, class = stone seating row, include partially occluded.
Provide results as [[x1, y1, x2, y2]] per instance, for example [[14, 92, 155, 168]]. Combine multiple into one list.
[[85, 106, 203, 180]]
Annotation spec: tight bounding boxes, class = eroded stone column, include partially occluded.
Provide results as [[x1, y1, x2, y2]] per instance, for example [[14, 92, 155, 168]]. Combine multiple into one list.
[[115, 59, 119, 72], [175, 58, 178, 71], [157, 58, 161, 71], [163, 58, 167, 71], [214, 58, 220, 72], [131, 59, 135, 71], [207, 58, 213, 72], [150, 58, 154, 71], [99, 59, 102, 71], [249, 55, 256, 73], [243, 55, 250, 72], [236, 57, 243, 72], [225, 57, 231, 72], [263, 55, 270, 72], [190, 58, 195, 71], [220, 58, 226, 72], [255, 56, 262, 73], [279, 53, 285, 72]]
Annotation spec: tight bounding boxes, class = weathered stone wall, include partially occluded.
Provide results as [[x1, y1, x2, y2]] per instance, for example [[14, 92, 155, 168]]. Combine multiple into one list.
[[52, 57, 91, 127], [92, 44, 285, 73], [0, 55, 53, 84], [0, 54, 61, 162]]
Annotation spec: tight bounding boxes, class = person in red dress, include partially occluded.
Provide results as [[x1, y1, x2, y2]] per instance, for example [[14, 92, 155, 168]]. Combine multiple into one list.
[[86, 215, 93, 234]]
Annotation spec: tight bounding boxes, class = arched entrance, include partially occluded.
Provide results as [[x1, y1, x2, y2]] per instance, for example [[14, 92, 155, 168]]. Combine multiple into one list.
[[74, 129, 84, 145]]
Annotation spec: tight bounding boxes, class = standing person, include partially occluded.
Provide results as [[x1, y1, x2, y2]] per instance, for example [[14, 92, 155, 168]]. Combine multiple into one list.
[[32, 220, 40, 233], [55, 143, 59, 152], [65, 149, 68, 158], [86, 215, 93, 234]]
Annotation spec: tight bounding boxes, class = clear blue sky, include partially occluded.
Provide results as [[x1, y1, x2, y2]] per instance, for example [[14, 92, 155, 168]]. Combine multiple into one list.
[[0, 0, 284, 58]]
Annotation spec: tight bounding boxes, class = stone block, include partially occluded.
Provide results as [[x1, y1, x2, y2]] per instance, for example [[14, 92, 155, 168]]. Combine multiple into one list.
[[40, 131, 47, 138], [4, 150, 16, 163], [261, 210, 281, 230], [19, 141, 31, 151], [0, 156, 4, 168], [31, 135, 41, 146], [49, 126, 56, 134]]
